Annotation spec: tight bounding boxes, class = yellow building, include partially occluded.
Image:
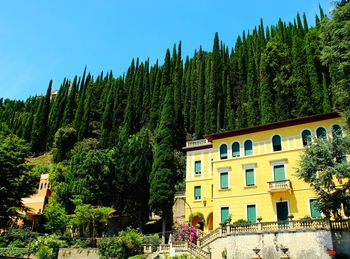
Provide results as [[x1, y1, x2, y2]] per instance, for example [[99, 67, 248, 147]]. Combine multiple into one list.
[[183, 112, 345, 232], [22, 173, 51, 218]]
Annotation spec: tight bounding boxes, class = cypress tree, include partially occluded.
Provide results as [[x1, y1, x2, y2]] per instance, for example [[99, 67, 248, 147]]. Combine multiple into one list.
[[322, 73, 331, 112], [149, 80, 176, 243], [194, 48, 205, 138], [62, 76, 78, 126], [209, 32, 221, 133]]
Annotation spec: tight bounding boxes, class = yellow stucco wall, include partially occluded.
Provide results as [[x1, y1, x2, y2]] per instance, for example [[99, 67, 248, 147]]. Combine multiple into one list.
[[185, 116, 344, 232]]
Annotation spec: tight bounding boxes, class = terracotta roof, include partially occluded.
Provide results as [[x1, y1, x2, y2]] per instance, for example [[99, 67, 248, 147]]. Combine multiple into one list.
[[205, 112, 341, 142]]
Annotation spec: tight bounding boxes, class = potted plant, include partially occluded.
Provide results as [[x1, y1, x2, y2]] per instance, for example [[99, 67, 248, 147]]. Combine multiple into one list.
[[257, 216, 263, 222], [288, 214, 294, 220]]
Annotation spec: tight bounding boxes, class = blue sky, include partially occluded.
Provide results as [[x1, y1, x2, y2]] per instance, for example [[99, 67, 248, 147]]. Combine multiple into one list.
[[0, 0, 332, 100]]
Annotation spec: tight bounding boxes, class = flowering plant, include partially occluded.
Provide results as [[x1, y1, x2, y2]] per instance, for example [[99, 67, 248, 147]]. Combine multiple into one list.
[[172, 224, 198, 243]]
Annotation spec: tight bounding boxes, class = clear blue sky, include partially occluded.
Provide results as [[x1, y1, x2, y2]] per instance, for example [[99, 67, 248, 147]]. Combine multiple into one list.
[[0, 0, 333, 100]]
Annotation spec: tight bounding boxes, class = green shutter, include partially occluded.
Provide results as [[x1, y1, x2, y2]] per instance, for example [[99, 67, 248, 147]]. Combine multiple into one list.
[[274, 165, 286, 181], [195, 161, 201, 174], [232, 142, 240, 157], [244, 140, 253, 156], [247, 205, 256, 223], [220, 172, 228, 189], [221, 207, 229, 223], [310, 199, 321, 218], [220, 145, 228, 159], [194, 186, 201, 200], [245, 169, 255, 186]]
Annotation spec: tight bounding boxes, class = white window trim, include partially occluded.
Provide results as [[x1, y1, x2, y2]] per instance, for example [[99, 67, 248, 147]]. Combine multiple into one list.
[[270, 160, 287, 181], [243, 138, 254, 156], [231, 141, 241, 158], [218, 167, 231, 190], [220, 206, 230, 224], [274, 200, 290, 221], [308, 198, 322, 219], [300, 128, 313, 147], [246, 203, 257, 223], [219, 142, 229, 160], [271, 134, 283, 152], [243, 163, 256, 187]]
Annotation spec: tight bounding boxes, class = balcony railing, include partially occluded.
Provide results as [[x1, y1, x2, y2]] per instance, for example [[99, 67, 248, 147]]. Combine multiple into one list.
[[186, 139, 210, 147], [267, 179, 291, 192]]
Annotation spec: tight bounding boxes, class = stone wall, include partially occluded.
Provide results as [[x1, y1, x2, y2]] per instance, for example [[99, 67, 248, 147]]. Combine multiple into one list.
[[58, 248, 99, 259], [332, 230, 350, 258], [202, 230, 333, 259]]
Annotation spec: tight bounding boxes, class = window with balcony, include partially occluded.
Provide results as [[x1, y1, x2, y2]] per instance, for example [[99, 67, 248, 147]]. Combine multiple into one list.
[[195, 161, 201, 175], [194, 186, 201, 200], [220, 144, 228, 159], [244, 140, 253, 156], [247, 204, 257, 223], [309, 199, 322, 218], [232, 142, 240, 157], [272, 135, 282, 151], [245, 168, 255, 186], [220, 172, 229, 189], [301, 129, 312, 146], [221, 207, 229, 223], [316, 127, 327, 140]]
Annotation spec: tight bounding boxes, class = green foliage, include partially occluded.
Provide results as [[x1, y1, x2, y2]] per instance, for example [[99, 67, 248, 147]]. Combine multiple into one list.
[[98, 228, 143, 259], [297, 133, 350, 218], [52, 127, 77, 162], [27, 234, 67, 257], [44, 198, 68, 234], [142, 234, 161, 252], [70, 203, 112, 237], [0, 125, 37, 228], [321, 1, 350, 119], [232, 219, 249, 224], [0, 247, 30, 258]]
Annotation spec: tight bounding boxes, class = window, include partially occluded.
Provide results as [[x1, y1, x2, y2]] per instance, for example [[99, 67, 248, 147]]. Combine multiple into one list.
[[195, 161, 201, 175], [301, 129, 312, 146], [40, 183, 43, 190], [316, 127, 327, 140], [245, 168, 255, 186], [221, 207, 229, 223], [247, 205, 257, 223], [44, 183, 47, 189], [272, 135, 282, 151], [244, 140, 253, 156], [220, 172, 229, 189], [309, 199, 322, 218], [194, 186, 201, 200], [232, 142, 240, 157], [220, 144, 228, 159], [273, 164, 286, 181], [332, 124, 343, 138]]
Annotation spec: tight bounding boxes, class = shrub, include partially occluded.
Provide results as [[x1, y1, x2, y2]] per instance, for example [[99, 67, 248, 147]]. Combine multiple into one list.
[[142, 234, 160, 252], [99, 227, 143, 259], [28, 234, 67, 258], [0, 247, 30, 258], [173, 224, 198, 243], [232, 219, 249, 224]]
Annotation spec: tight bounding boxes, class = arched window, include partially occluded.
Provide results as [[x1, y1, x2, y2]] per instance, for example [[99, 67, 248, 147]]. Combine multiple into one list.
[[220, 144, 228, 159], [244, 140, 253, 156], [272, 135, 282, 151], [332, 124, 342, 138], [232, 142, 240, 157], [301, 129, 312, 147], [316, 127, 327, 140]]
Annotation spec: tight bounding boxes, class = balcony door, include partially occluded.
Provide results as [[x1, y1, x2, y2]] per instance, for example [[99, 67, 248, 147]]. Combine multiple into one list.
[[276, 201, 288, 222]]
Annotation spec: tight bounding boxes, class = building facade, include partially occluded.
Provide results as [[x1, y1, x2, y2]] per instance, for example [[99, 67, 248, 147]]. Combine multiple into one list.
[[183, 112, 345, 232]]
